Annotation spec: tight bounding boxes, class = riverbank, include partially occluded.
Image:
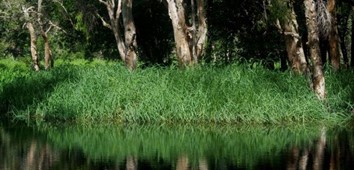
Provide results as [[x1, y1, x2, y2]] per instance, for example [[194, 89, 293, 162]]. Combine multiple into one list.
[[1, 58, 353, 125]]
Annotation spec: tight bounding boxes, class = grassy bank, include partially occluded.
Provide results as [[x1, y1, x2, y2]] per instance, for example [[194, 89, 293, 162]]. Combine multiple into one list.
[[0, 59, 353, 125]]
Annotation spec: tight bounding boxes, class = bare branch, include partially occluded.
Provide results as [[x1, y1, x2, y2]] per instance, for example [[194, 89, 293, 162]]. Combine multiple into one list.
[[53, 0, 75, 27], [46, 24, 53, 34], [99, 0, 109, 7], [97, 13, 112, 30], [47, 20, 68, 34], [116, 0, 122, 20], [111, 0, 115, 8]]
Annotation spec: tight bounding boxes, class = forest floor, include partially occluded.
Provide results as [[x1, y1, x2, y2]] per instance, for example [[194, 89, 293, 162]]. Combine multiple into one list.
[[1, 58, 353, 126]]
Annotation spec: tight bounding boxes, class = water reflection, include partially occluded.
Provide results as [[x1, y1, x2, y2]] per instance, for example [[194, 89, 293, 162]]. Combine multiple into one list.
[[1, 123, 354, 170]]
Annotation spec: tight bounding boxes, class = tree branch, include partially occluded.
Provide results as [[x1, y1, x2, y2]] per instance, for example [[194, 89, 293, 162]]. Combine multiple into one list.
[[115, 0, 122, 20], [47, 20, 67, 34], [53, 0, 75, 27], [97, 13, 112, 29], [99, 0, 109, 7]]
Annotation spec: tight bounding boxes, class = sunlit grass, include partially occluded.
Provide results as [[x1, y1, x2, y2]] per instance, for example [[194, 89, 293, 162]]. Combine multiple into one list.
[[1, 58, 353, 125]]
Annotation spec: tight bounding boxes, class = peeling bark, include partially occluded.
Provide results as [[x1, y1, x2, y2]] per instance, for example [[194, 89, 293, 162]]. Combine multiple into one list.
[[38, 0, 53, 70], [280, 4, 307, 74], [166, 0, 207, 66], [167, 0, 192, 66], [99, 0, 138, 70], [23, 7, 40, 71], [122, 0, 137, 70], [196, 0, 207, 58], [327, 0, 341, 70], [304, 0, 326, 100]]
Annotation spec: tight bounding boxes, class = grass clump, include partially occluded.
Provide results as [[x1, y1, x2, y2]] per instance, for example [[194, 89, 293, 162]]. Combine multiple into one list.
[[0, 58, 352, 125]]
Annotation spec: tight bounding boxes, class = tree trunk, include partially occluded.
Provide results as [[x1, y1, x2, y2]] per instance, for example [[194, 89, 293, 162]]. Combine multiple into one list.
[[304, 0, 326, 100], [281, 4, 307, 74], [99, 0, 138, 70], [166, 0, 207, 66], [23, 7, 40, 71], [122, 0, 138, 70], [327, 0, 341, 70], [38, 0, 53, 70], [166, 0, 193, 66], [196, 0, 207, 59]]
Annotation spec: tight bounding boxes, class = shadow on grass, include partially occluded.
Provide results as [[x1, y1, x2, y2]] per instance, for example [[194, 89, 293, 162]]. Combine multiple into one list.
[[0, 65, 78, 118]]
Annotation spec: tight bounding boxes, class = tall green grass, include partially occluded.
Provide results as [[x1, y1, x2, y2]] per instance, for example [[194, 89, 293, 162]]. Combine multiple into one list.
[[1, 58, 352, 125]]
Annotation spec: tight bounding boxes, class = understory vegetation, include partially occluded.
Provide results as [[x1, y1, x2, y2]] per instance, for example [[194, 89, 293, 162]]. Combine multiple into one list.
[[1, 59, 353, 125]]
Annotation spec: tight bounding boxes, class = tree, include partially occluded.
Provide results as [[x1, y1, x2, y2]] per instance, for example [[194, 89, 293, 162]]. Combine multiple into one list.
[[304, 0, 326, 100], [327, 0, 341, 70], [19, 0, 59, 71], [37, 0, 54, 70], [274, 0, 308, 74], [22, 5, 40, 71], [165, 0, 207, 66], [98, 0, 138, 70]]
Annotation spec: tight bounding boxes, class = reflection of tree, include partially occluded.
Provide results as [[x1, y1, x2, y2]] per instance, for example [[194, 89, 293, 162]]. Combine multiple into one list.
[[286, 147, 299, 170], [285, 128, 328, 170], [176, 155, 189, 170], [198, 158, 208, 170], [313, 128, 326, 170], [299, 149, 309, 170], [24, 140, 37, 170], [330, 135, 340, 170], [175, 155, 208, 170], [126, 156, 138, 170]]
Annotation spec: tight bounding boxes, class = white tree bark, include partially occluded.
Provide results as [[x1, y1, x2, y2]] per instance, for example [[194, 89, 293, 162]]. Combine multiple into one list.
[[304, 0, 326, 100], [99, 0, 138, 70]]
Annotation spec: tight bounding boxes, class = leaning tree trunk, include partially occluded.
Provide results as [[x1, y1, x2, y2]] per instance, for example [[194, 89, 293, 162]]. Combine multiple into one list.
[[23, 7, 40, 71], [280, 4, 307, 74], [304, 0, 326, 100], [38, 0, 53, 70], [327, 0, 341, 71], [98, 0, 138, 70]]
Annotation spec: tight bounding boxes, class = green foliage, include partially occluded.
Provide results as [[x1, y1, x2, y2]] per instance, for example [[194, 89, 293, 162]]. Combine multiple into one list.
[[1, 59, 350, 125]]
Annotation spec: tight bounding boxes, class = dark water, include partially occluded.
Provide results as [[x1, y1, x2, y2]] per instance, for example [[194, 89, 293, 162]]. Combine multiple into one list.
[[1, 121, 354, 170]]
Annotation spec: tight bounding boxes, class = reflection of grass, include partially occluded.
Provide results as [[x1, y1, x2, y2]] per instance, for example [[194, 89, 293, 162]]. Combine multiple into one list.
[[1, 58, 353, 124], [43, 125, 322, 169]]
